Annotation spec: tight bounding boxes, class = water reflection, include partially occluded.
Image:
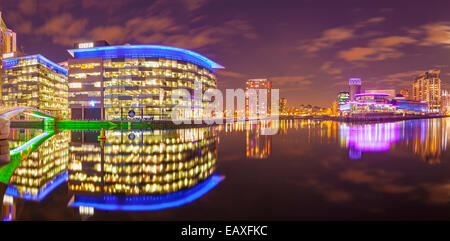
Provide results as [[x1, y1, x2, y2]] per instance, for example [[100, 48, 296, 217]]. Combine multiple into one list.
[[67, 127, 221, 217]]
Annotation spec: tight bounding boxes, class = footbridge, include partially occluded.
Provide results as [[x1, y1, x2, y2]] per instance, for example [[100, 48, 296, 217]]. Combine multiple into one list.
[[0, 107, 55, 121]]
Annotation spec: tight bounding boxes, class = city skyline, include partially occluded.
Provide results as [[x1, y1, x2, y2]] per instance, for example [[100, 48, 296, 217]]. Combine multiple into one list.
[[1, 0, 450, 107]]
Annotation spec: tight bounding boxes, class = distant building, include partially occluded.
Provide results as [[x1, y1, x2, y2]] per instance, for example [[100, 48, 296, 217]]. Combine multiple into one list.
[[412, 69, 441, 113], [337, 91, 350, 105], [1, 55, 69, 119], [399, 88, 410, 100], [394, 99, 428, 113], [0, 12, 16, 56], [1, 12, 17, 103], [246, 124, 272, 159], [67, 42, 223, 120], [331, 100, 339, 116], [7, 131, 69, 201], [245, 79, 272, 117], [348, 78, 362, 101]]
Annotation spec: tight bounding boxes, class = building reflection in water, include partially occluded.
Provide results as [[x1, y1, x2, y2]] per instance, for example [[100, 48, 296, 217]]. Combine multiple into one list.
[[340, 123, 399, 159], [240, 118, 450, 164], [338, 119, 448, 162], [2, 129, 70, 220], [67, 127, 222, 217]]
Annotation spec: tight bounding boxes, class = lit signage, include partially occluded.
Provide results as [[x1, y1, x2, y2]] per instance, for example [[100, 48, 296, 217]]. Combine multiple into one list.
[[78, 42, 94, 49], [2, 52, 14, 59]]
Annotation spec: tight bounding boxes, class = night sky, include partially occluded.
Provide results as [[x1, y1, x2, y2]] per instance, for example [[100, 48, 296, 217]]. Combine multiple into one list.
[[1, 0, 450, 107]]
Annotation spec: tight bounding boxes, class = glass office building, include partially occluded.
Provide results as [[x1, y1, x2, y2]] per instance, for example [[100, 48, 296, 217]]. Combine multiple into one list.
[[67, 44, 224, 121], [1, 55, 69, 119]]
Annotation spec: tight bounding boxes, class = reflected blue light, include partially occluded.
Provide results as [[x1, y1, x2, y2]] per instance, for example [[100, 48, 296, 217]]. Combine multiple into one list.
[[67, 45, 224, 72], [5, 172, 68, 201], [70, 174, 224, 211], [2, 55, 68, 76]]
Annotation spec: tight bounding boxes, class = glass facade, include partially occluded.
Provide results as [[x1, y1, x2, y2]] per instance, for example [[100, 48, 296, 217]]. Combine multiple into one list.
[[1, 55, 69, 119]]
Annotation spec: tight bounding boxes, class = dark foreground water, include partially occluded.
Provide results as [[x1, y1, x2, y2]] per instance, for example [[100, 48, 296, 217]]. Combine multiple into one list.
[[3, 118, 450, 221]]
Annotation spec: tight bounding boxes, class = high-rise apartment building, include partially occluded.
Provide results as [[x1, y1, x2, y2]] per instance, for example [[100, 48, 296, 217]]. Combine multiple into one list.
[[1, 12, 17, 103], [412, 69, 441, 113], [67, 42, 223, 120], [349, 78, 361, 101], [1, 55, 69, 119], [245, 79, 272, 117]]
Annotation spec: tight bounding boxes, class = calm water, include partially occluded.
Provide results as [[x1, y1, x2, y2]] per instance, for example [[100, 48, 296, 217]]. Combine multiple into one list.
[[3, 118, 450, 220]]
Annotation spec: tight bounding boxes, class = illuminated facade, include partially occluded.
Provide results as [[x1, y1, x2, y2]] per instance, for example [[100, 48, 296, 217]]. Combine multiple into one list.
[[364, 89, 396, 100], [348, 78, 361, 101], [1, 55, 69, 119], [67, 44, 223, 120], [246, 122, 272, 159], [279, 97, 287, 115], [399, 88, 410, 99], [245, 79, 272, 117], [0, 12, 17, 102], [68, 127, 220, 213], [412, 69, 441, 113]]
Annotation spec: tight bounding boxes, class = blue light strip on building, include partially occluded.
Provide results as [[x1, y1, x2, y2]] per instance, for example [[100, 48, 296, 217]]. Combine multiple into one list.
[[2, 55, 68, 76], [69, 174, 224, 211], [5, 171, 68, 201], [67, 45, 224, 73]]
